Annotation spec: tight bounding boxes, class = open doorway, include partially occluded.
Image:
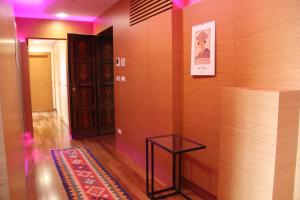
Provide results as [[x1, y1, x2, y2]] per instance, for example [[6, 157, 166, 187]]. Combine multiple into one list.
[[28, 39, 69, 126]]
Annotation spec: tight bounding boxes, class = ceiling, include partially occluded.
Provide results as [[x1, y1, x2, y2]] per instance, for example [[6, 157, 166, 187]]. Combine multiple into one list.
[[11, 0, 119, 22]]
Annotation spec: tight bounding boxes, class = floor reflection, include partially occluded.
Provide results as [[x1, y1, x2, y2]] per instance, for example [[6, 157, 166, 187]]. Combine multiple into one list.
[[27, 111, 74, 200]]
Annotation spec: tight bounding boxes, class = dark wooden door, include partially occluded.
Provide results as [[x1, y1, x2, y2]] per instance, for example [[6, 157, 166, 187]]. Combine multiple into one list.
[[68, 34, 98, 139], [96, 32, 115, 135]]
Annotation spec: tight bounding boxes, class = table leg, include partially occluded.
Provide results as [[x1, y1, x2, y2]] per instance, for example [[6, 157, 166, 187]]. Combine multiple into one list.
[[179, 153, 182, 192], [146, 139, 149, 195], [151, 142, 154, 199], [173, 153, 176, 191]]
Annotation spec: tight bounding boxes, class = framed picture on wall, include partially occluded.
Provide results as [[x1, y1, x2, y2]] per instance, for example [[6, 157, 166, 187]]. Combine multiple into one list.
[[190, 21, 215, 76]]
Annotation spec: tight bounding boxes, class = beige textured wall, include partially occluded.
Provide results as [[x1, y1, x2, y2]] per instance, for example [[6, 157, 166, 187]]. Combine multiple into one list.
[[219, 88, 299, 200], [233, 1, 300, 198], [0, 0, 26, 199]]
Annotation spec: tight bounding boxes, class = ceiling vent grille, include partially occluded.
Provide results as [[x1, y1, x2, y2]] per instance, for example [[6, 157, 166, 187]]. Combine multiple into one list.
[[129, 0, 173, 26]]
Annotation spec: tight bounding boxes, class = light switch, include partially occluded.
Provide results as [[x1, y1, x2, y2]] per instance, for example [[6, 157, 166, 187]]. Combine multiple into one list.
[[121, 76, 126, 82], [121, 58, 126, 66], [116, 58, 120, 67], [116, 76, 121, 81], [117, 128, 122, 135]]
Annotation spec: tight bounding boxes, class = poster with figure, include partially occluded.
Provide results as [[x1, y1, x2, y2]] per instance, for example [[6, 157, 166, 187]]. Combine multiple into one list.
[[191, 21, 215, 75]]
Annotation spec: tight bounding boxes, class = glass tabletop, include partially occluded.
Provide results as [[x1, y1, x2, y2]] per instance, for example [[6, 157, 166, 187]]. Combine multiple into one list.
[[147, 134, 206, 153]]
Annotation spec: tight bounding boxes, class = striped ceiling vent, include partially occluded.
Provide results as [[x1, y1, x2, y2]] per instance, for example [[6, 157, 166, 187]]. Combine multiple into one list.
[[129, 0, 173, 26]]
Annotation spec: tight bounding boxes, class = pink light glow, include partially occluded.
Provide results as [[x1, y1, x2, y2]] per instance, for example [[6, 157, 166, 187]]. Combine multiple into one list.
[[12, 0, 44, 5], [31, 149, 41, 161], [24, 131, 33, 147], [24, 131, 34, 176], [172, 0, 202, 8], [10, 0, 96, 22]]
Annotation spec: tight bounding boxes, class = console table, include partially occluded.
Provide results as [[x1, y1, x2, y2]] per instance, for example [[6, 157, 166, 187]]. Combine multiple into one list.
[[146, 135, 206, 199]]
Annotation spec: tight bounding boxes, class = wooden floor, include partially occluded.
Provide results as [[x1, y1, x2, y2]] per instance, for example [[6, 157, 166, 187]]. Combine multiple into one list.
[[26, 112, 203, 200]]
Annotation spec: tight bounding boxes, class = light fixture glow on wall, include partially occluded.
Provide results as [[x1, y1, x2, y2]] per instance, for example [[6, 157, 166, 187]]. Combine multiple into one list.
[[56, 13, 69, 19]]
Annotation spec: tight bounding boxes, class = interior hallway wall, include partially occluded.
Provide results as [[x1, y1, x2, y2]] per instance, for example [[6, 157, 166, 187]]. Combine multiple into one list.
[[94, 0, 300, 197], [52, 40, 69, 125], [15, 17, 93, 40], [233, 1, 300, 198], [181, 0, 235, 194], [182, 0, 300, 196], [0, 0, 26, 198]]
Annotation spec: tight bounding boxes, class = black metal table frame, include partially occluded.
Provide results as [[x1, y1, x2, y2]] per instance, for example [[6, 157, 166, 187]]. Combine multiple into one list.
[[146, 135, 206, 200]]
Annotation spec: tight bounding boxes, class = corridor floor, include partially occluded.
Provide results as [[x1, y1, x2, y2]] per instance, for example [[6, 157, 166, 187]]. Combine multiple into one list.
[[26, 112, 201, 200]]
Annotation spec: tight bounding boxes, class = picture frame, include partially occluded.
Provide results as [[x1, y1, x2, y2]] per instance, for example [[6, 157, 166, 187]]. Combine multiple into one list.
[[190, 21, 215, 76]]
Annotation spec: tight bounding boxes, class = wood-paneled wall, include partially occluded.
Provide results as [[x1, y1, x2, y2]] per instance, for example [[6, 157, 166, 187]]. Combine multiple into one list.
[[233, 1, 300, 198], [219, 87, 299, 200], [182, 0, 235, 194], [181, 0, 300, 196], [0, 0, 26, 199], [234, 0, 300, 90]]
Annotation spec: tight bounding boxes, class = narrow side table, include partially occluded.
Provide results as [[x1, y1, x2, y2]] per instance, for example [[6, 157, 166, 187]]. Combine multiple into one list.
[[146, 134, 206, 199]]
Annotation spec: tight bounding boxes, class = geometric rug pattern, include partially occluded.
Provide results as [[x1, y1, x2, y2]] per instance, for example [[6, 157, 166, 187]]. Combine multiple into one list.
[[51, 147, 131, 200]]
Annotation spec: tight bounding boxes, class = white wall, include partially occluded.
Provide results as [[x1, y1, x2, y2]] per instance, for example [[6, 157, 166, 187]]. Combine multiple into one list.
[[52, 40, 69, 126]]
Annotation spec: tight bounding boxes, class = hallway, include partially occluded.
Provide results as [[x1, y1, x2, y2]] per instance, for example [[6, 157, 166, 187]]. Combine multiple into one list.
[[26, 112, 200, 200]]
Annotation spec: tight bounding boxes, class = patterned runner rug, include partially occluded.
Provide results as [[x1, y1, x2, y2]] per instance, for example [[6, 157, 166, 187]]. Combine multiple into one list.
[[51, 147, 131, 200]]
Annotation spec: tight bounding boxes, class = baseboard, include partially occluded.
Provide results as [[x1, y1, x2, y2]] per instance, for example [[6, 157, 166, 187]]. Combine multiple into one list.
[[183, 178, 217, 200]]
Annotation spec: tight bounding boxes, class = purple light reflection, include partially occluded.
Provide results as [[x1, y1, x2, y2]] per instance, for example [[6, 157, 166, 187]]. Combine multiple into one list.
[[24, 131, 33, 176], [24, 131, 33, 147], [11, 0, 44, 5]]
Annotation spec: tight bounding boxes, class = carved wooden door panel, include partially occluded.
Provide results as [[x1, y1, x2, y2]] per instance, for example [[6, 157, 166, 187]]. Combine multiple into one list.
[[68, 34, 98, 139], [96, 35, 115, 135]]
